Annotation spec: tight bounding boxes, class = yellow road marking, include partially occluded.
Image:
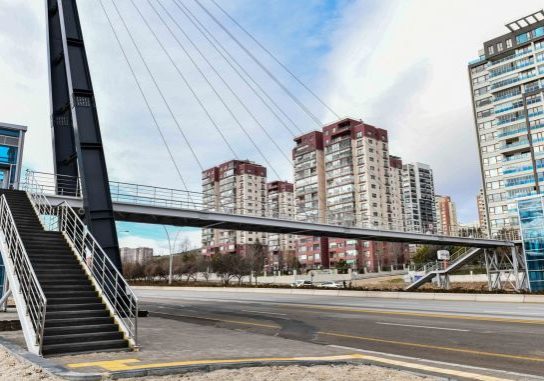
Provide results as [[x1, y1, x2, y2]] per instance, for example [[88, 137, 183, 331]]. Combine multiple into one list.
[[280, 303, 544, 325], [319, 331, 544, 363], [67, 354, 361, 371], [66, 354, 512, 380]]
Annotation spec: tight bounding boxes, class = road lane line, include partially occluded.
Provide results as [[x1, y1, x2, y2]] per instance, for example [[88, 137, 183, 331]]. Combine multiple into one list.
[[318, 331, 544, 363], [329, 345, 544, 380], [280, 303, 544, 325], [241, 310, 288, 316], [375, 322, 470, 332]]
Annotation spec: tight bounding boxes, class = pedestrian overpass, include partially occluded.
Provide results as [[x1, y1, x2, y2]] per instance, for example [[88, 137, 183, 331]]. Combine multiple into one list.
[[27, 171, 514, 249]]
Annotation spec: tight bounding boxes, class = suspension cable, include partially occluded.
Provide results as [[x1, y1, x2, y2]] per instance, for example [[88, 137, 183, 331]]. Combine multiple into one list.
[[209, 0, 341, 120], [108, 0, 205, 172], [149, 0, 285, 178], [127, 0, 238, 160], [164, 0, 293, 167], [97, 0, 191, 193], [165, 0, 303, 136], [193, 0, 324, 126]]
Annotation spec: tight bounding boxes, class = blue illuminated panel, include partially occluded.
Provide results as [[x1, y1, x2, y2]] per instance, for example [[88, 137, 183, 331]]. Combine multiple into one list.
[[518, 197, 544, 291]]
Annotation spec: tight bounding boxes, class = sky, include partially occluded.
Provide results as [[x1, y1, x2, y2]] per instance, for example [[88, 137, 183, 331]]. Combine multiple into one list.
[[1, 0, 543, 254]]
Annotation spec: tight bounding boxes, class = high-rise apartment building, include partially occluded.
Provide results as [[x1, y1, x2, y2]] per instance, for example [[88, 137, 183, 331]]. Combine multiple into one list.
[[120, 247, 153, 265], [293, 131, 329, 268], [267, 181, 296, 270], [201, 160, 268, 256], [293, 118, 407, 271], [402, 162, 437, 234], [389, 155, 405, 231], [469, 10, 544, 237], [435, 195, 458, 236], [477, 187, 489, 234]]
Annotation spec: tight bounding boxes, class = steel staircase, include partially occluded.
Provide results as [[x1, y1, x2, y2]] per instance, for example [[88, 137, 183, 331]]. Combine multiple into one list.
[[0, 186, 137, 356], [405, 247, 483, 291]]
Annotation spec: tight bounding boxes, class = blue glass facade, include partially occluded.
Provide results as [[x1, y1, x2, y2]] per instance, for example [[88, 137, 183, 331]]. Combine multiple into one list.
[[518, 197, 544, 291]]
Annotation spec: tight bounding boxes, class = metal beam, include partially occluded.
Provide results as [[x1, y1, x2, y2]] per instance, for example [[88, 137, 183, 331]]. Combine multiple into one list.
[[46, 0, 121, 269], [45, 194, 514, 248]]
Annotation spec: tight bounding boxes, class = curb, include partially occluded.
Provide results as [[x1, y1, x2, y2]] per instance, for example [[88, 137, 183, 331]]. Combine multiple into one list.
[[105, 359, 440, 380], [0, 337, 101, 381], [132, 286, 544, 303]]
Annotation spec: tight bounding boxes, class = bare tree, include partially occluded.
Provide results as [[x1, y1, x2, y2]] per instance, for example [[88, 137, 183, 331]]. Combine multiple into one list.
[[247, 240, 266, 284]]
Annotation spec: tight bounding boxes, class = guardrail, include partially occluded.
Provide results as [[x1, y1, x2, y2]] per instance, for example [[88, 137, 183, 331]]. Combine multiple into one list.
[[0, 195, 46, 354], [23, 171, 138, 348], [412, 247, 472, 274], [23, 170, 519, 242]]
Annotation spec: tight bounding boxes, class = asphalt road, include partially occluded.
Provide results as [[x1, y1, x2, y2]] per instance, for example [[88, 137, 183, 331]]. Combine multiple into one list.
[[136, 288, 544, 378]]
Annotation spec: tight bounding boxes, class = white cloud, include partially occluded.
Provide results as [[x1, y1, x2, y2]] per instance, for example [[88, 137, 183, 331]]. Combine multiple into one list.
[[321, 0, 544, 222]]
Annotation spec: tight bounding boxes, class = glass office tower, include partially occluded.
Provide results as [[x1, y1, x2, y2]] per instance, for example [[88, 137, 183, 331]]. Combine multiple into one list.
[[517, 195, 544, 291], [469, 11, 544, 239]]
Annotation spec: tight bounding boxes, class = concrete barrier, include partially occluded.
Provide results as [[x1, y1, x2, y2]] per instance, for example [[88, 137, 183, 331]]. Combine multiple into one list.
[[132, 286, 544, 303]]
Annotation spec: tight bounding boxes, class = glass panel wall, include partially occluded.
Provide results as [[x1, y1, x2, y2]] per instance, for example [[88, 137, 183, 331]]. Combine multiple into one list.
[[518, 197, 544, 291]]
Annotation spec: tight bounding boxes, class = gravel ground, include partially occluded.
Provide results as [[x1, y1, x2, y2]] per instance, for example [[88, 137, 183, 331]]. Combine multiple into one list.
[[121, 364, 431, 381], [0, 347, 61, 381]]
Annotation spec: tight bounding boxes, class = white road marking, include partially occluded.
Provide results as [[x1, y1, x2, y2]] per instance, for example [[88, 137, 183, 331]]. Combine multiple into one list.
[[484, 310, 542, 316], [241, 309, 287, 316], [375, 321, 470, 332], [327, 345, 544, 380]]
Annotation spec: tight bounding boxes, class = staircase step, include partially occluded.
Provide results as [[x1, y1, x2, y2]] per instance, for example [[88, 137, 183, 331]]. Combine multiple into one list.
[[47, 302, 106, 312], [45, 316, 115, 328], [42, 339, 128, 356], [43, 291, 98, 298], [33, 264, 83, 270], [47, 297, 98, 305], [44, 331, 124, 345], [40, 280, 91, 288], [44, 324, 120, 336], [46, 310, 110, 319], [41, 285, 94, 291], [36, 269, 86, 276]]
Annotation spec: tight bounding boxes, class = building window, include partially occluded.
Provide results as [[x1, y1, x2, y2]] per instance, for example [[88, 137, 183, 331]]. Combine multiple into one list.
[[517, 32, 531, 44], [488, 45, 494, 55], [497, 42, 503, 52], [506, 38, 512, 48]]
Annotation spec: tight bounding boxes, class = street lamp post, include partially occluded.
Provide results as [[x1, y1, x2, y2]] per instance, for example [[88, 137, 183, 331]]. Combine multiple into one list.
[[163, 226, 184, 285]]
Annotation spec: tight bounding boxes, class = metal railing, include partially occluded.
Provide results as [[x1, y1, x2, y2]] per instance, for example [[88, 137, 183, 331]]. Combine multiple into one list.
[[23, 171, 138, 348], [0, 196, 46, 354], [23, 171, 517, 242], [58, 203, 138, 347], [23, 171, 518, 241], [413, 247, 473, 274]]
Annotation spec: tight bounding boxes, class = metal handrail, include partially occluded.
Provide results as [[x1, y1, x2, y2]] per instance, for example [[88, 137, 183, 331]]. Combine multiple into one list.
[[0, 196, 47, 354], [22, 171, 501, 241], [23, 171, 138, 347], [414, 247, 473, 274], [58, 202, 138, 347]]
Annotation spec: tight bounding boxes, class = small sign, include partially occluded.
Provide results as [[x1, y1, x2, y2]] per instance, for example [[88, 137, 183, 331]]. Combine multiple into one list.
[[437, 250, 450, 260]]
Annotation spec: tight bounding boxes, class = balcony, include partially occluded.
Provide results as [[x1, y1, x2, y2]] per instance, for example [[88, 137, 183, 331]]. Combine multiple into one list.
[[500, 139, 530, 152], [497, 114, 525, 126], [490, 49, 533, 68], [496, 127, 527, 138]]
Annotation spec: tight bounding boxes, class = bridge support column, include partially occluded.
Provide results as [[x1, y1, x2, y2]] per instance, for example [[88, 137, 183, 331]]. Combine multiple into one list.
[[46, 0, 121, 269]]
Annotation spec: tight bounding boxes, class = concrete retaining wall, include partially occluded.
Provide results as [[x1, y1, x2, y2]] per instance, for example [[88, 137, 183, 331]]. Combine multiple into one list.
[[133, 286, 544, 303]]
